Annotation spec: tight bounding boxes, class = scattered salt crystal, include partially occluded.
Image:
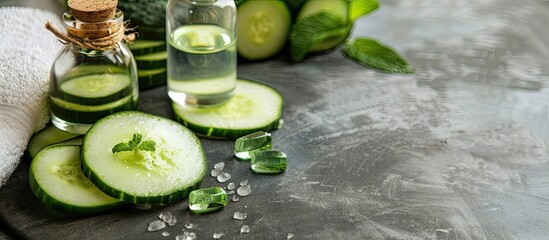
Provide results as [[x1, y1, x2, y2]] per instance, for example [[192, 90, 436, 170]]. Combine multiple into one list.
[[211, 168, 222, 177], [213, 232, 225, 239], [227, 182, 236, 190], [214, 162, 225, 170], [147, 220, 166, 232], [233, 212, 247, 220], [226, 190, 235, 195], [184, 223, 195, 229], [159, 212, 177, 226], [237, 184, 252, 197], [287, 233, 294, 239], [240, 225, 250, 234], [175, 232, 196, 240], [217, 172, 231, 183], [162, 231, 170, 237], [240, 180, 248, 186], [232, 195, 239, 202]]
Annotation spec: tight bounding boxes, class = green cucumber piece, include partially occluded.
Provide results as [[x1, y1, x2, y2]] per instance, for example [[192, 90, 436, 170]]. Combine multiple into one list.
[[237, 0, 292, 60], [128, 39, 166, 56], [81, 111, 207, 204], [135, 51, 167, 69], [138, 68, 167, 89], [173, 79, 284, 139], [59, 73, 133, 106], [27, 125, 81, 158], [50, 95, 137, 124], [29, 145, 127, 215]]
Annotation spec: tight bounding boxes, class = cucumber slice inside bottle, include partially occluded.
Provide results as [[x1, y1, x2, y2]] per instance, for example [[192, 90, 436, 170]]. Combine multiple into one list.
[[128, 39, 166, 56], [173, 79, 284, 139], [138, 68, 167, 89], [135, 51, 167, 69], [29, 145, 127, 215], [27, 125, 81, 158], [81, 111, 207, 204], [59, 73, 132, 105], [237, 0, 292, 60]]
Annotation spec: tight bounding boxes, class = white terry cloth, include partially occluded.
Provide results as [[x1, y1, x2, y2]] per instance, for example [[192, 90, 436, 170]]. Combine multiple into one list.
[[0, 7, 62, 187]]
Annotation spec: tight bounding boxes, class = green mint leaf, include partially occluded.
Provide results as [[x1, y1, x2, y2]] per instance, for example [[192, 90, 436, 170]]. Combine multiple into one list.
[[349, 0, 379, 22], [128, 133, 142, 148], [112, 143, 133, 153], [290, 12, 349, 62], [112, 133, 156, 154], [138, 141, 156, 152], [343, 38, 415, 73]]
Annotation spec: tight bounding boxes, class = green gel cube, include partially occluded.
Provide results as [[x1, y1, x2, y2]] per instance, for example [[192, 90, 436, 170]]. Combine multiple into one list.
[[188, 187, 227, 214], [234, 131, 272, 160], [250, 150, 287, 174]]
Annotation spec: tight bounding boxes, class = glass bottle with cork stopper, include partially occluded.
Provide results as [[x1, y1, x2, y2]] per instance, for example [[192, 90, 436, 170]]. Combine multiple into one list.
[[45, 0, 139, 134]]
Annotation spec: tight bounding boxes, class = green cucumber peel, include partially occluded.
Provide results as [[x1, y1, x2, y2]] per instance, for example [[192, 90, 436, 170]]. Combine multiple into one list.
[[290, 12, 350, 62], [343, 37, 415, 73], [112, 133, 156, 153]]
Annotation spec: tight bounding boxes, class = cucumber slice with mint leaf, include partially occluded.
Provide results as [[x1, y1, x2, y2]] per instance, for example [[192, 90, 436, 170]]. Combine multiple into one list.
[[344, 38, 415, 73], [173, 79, 284, 139], [81, 111, 207, 204], [29, 145, 127, 216]]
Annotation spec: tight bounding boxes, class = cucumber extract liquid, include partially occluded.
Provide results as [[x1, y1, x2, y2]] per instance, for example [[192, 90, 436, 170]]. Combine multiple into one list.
[[166, 0, 237, 107]]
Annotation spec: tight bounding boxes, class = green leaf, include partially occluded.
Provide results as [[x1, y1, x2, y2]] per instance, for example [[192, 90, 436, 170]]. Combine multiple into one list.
[[112, 143, 133, 153], [128, 133, 142, 148], [343, 37, 415, 73], [112, 133, 156, 154], [290, 12, 349, 62], [138, 141, 156, 152], [349, 0, 379, 22]]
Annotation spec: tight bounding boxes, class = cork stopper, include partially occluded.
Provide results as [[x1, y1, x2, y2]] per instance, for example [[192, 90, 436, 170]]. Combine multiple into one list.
[[68, 0, 118, 22]]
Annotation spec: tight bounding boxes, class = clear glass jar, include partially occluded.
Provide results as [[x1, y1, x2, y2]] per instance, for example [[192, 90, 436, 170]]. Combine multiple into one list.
[[166, 0, 237, 107], [49, 10, 139, 134]]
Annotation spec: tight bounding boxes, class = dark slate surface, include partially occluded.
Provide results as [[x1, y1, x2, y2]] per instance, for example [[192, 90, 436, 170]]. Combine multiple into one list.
[[3, 0, 549, 239]]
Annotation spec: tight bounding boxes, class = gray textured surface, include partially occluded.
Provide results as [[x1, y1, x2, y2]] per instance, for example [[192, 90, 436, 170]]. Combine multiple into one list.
[[3, 0, 549, 239]]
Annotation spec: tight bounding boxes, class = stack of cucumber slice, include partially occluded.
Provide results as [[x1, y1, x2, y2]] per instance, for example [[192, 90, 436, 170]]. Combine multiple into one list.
[[27, 112, 207, 215], [120, 0, 168, 89]]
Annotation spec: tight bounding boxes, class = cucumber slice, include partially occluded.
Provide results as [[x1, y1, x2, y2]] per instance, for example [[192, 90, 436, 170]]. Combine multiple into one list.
[[81, 111, 207, 204], [27, 125, 81, 158], [138, 68, 167, 89], [50, 95, 137, 124], [173, 79, 284, 139], [29, 145, 126, 215], [135, 51, 167, 69], [237, 0, 291, 60], [128, 39, 166, 56], [59, 73, 132, 106]]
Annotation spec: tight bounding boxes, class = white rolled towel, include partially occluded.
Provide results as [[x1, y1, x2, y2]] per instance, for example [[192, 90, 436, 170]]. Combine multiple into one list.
[[0, 7, 62, 187]]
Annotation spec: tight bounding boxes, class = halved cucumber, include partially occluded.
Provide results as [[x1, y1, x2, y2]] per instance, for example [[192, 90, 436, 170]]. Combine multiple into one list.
[[138, 68, 167, 89], [173, 79, 284, 139], [27, 125, 81, 158], [128, 39, 166, 56], [81, 111, 207, 204], [237, 0, 292, 60], [135, 51, 167, 69], [29, 145, 126, 215]]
